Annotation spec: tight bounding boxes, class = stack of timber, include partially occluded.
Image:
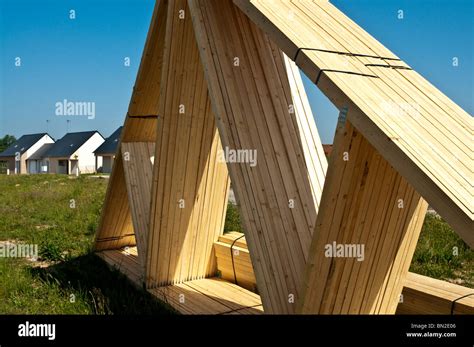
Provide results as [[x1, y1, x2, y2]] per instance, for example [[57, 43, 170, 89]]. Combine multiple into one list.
[[94, 0, 169, 261], [121, 142, 155, 275], [97, 243, 474, 315], [189, 0, 327, 314], [214, 232, 257, 292], [234, 0, 473, 247], [300, 120, 428, 314], [231, 0, 473, 314], [150, 278, 263, 315], [97, 246, 263, 314], [146, 0, 230, 288], [398, 272, 474, 315], [94, 0, 473, 316], [211, 233, 474, 315], [94, 152, 136, 253], [191, 0, 426, 315]]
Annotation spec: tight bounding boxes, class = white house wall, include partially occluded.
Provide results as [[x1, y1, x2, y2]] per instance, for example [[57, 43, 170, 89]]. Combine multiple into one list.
[[25, 135, 54, 160], [96, 155, 103, 172], [71, 133, 105, 174], [25, 135, 55, 174]]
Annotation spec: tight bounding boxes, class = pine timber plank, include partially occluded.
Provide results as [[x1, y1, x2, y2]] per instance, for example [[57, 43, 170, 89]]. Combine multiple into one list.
[[97, 244, 473, 315], [213, 233, 474, 315], [214, 238, 257, 291], [283, 56, 327, 210], [97, 247, 143, 287], [398, 272, 474, 315], [121, 142, 155, 275], [122, 118, 157, 143], [94, 152, 136, 251], [149, 278, 263, 315], [233, 0, 473, 247], [93, 0, 472, 316], [97, 247, 253, 315], [219, 232, 249, 247], [120, 0, 167, 143], [189, 0, 327, 313], [122, 0, 168, 141], [299, 120, 429, 314], [94, 0, 168, 252], [150, 282, 228, 314], [184, 278, 262, 313], [146, 0, 230, 288]]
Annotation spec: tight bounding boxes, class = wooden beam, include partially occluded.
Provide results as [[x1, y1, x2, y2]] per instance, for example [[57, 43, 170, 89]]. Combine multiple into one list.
[[122, 118, 157, 142], [94, 151, 135, 251], [98, 244, 474, 315], [121, 142, 155, 275], [150, 278, 263, 314], [212, 233, 474, 315], [398, 272, 474, 315], [94, 0, 168, 252], [299, 120, 428, 313], [97, 247, 142, 287], [214, 232, 257, 292], [98, 247, 264, 315], [121, 0, 168, 142], [189, 0, 327, 313], [233, 0, 473, 248], [126, 0, 168, 118], [146, 0, 230, 287]]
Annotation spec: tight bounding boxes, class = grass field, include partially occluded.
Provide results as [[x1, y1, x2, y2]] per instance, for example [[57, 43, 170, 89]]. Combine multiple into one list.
[[411, 213, 473, 287], [0, 175, 175, 314], [0, 174, 472, 314]]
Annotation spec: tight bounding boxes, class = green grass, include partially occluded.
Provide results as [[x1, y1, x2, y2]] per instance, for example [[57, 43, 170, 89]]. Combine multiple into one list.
[[0, 256, 176, 314], [0, 174, 105, 257], [0, 174, 175, 314], [0, 258, 90, 314], [224, 202, 243, 233], [0, 174, 471, 314], [410, 213, 473, 287]]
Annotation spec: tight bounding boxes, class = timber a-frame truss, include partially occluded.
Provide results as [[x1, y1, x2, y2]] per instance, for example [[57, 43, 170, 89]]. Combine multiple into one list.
[[95, 0, 473, 314]]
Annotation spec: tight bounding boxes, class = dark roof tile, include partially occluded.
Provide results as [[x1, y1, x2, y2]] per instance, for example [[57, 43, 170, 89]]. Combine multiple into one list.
[[0, 133, 51, 157], [44, 131, 102, 158], [94, 127, 122, 155]]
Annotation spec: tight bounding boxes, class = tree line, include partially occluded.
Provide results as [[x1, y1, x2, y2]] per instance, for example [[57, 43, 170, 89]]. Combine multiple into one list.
[[0, 135, 16, 153]]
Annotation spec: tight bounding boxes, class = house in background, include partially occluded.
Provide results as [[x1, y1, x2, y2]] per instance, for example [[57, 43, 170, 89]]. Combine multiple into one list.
[[94, 126, 122, 173], [0, 133, 55, 174], [43, 131, 105, 175], [26, 143, 55, 174]]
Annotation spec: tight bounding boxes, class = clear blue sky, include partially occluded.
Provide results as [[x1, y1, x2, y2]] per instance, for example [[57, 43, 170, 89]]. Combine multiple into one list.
[[1, 0, 472, 144]]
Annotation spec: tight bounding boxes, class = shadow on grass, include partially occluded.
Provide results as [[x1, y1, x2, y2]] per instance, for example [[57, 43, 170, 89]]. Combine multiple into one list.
[[30, 253, 177, 315]]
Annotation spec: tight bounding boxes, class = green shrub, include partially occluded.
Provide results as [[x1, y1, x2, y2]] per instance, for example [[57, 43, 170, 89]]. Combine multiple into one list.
[[224, 203, 242, 233]]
